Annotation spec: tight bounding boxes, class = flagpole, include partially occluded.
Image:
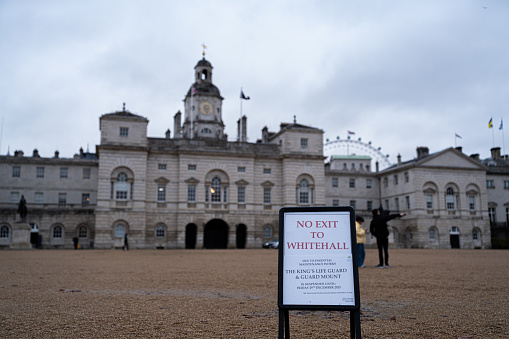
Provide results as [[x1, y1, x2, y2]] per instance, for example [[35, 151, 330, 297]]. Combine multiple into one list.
[[240, 87, 243, 142]]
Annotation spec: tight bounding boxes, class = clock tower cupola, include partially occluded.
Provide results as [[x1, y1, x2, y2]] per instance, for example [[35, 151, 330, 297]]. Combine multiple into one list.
[[182, 55, 225, 140]]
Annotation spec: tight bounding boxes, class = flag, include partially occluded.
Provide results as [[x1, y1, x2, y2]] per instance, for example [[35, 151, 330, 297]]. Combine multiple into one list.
[[455, 133, 462, 139], [191, 87, 197, 95], [488, 117, 493, 128], [348, 130, 355, 135], [500, 118, 504, 130], [240, 90, 250, 100]]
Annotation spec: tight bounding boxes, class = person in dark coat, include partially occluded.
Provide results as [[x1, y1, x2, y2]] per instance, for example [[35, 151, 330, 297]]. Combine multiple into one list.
[[370, 207, 405, 268], [123, 232, 129, 251]]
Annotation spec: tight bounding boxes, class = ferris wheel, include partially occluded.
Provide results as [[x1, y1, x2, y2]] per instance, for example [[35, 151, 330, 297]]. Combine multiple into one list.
[[324, 135, 393, 170]]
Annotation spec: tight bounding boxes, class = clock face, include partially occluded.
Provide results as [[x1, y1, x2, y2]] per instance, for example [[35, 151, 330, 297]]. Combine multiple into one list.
[[199, 101, 213, 115]]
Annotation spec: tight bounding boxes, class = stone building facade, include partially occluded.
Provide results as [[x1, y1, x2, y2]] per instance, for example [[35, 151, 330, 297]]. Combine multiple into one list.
[[1, 56, 504, 250]]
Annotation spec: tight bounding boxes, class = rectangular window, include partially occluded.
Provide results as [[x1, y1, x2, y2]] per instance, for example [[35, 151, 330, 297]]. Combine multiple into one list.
[[366, 179, 372, 189], [36, 167, 45, 178], [405, 196, 410, 209], [83, 168, 91, 179], [404, 172, 409, 183], [332, 178, 338, 188], [157, 184, 166, 202], [504, 181, 509, 189], [60, 167, 68, 179], [35, 192, 43, 204], [237, 167, 246, 173], [82, 193, 90, 206], [158, 164, 167, 170], [300, 138, 308, 148], [426, 194, 433, 209], [263, 168, 271, 174], [187, 185, 196, 202], [383, 177, 388, 187], [119, 127, 129, 137], [188, 164, 196, 171], [349, 178, 355, 188], [384, 200, 389, 210], [223, 187, 228, 203], [395, 198, 400, 211], [469, 196, 475, 210], [12, 166, 20, 178], [349, 200, 356, 209], [116, 182, 128, 200], [10, 192, 19, 203], [394, 175, 398, 185], [263, 187, 271, 204], [367, 201, 373, 211], [489, 207, 496, 224], [332, 199, 339, 206], [58, 193, 67, 206], [237, 186, 246, 203], [487, 180, 494, 188]]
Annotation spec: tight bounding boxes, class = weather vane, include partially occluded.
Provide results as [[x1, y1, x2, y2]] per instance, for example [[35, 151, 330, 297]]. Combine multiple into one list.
[[202, 43, 207, 57]]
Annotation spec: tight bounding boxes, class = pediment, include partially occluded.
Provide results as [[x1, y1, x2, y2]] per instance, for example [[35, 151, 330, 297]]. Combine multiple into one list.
[[185, 177, 200, 184], [419, 149, 486, 170]]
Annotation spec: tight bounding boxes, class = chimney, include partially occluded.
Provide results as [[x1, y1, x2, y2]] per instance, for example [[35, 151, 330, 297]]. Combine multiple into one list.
[[262, 126, 269, 143], [455, 146, 462, 153], [54, 151, 59, 158], [33, 149, 40, 158], [469, 153, 480, 161], [416, 147, 429, 158], [397, 154, 401, 165], [165, 129, 171, 139], [491, 147, 501, 159], [375, 161, 379, 172], [238, 115, 247, 142], [173, 111, 182, 138]]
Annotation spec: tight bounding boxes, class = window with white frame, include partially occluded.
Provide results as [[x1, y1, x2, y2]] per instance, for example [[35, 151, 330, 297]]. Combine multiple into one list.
[[429, 228, 436, 240], [472, 229, 479, 240], [83, 168, 91, 179], [263, 168, 271, 174], [405, 196, 410, 210], [332, 178, 338, 188], [350, 200, 356, 209], [0, 225, 10, 238], [263, 225, 272, 238], [115, 224, 126, 238], [36, 167, 44, 178], [119, 127, 129, 137], [299, 179, 309, 204], [10, 192, 19, 204], [426, 194, 433, 209], [487, 180, 494, 188], [446, 188, 455, 210], [237, 186, 246, 203], [157, 184, 166, 202], [12, 166, 20, 178], [366, 179, 372, 189], [78, 226, 88, 238], [211, 177, 222, 202], [349, 178, 355, 188], [367, 201, 373, 211], [53, 225, 63, 238], [237, 167, 246, 173], [58, 193, 67, 206], [116, 173, 129, 200], [35, 192, 43, 204], [469, 196, 475, 210], [158, 164, 166, 170], [300, 138, 308, 148], [489, 207, 496, 224], [155, 225, 165, 238], [82, 193, 90, 206], [332, 199, 339, 206], [188, 164, 196, 171], [60, 168, 68, 179], [263, 187, 271, 204], [187, 185, 196, 202]]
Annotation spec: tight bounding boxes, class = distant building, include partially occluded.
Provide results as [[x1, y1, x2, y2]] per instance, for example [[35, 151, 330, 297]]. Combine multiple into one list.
[[1, 56, 506, 249]]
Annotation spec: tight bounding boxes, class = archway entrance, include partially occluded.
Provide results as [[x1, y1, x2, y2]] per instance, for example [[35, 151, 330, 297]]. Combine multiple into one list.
[[236, 224, 247, 249], [185, 224, 197, 249], [204, 219, 229, 249], [450, 227, 460, 249]]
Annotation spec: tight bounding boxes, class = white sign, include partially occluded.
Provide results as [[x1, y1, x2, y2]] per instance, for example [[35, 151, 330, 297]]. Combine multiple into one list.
[[282, 211, 355, 306]]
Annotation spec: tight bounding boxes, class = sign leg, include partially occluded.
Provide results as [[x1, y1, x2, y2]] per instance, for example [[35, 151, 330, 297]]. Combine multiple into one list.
[[350, 310, 362, 339]]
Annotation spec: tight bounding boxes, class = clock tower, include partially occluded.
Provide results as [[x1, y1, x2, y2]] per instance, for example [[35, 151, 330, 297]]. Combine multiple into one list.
[[182, 57, 225, 139]]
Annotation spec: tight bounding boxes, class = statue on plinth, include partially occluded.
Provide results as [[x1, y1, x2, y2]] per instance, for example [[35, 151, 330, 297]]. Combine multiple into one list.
[[17, 195, 27, 222]]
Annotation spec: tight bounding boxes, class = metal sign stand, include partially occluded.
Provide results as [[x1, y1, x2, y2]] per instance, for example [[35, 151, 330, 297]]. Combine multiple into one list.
[[278, 206, 362, 339]]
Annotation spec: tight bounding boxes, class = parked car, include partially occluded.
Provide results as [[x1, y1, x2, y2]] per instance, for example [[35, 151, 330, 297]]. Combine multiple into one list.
[[262, 239, 279, 249]]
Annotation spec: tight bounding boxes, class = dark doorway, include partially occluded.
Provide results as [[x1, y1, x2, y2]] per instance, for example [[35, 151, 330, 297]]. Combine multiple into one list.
[[450, 235, 460, 249], [204, 219, 229, 249], [236, 224, 247, 249], [185, 224, 197, 249]]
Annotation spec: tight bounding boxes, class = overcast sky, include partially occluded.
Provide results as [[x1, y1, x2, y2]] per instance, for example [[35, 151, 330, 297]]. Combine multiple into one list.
[[1, 0, 508, 166]]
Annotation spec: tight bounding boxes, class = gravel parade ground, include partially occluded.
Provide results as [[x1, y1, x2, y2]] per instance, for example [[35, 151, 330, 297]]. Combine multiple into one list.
[[1, 248, 508, 338]]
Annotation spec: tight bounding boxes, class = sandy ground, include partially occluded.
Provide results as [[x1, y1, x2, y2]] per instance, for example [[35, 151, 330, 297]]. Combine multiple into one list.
[[1, 248, 508, 338]]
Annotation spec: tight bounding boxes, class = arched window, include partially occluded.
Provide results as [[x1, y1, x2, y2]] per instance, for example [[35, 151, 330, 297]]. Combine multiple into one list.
[[115, 224, 126, 238], [263, 225, 272, 238], [429, 228, 436, 240], [0, 225, 10, 238], [299, 179, 309, 204], [156, 225, 166, 238], [446, 188, 455, 210], [53, 225, 63, 238], [211, 177, 222, 202], [78, 226, 88, 238], [472, 229, 479, 240], [116, 173, 129, 200]]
